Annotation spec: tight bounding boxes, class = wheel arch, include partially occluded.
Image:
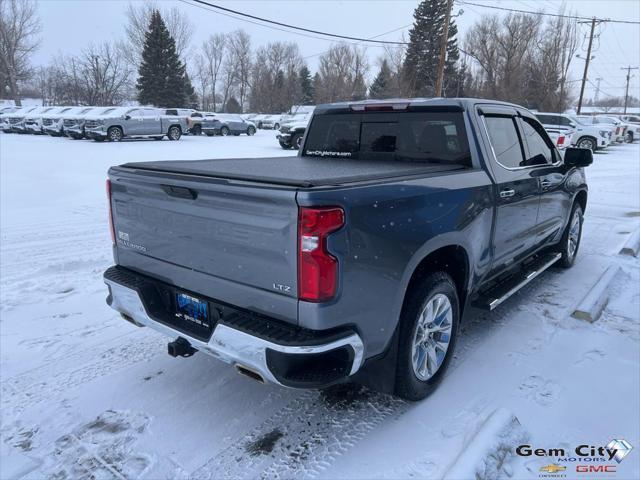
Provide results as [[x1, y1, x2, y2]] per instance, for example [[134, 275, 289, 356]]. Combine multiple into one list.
[[574, 189, 588, 214]]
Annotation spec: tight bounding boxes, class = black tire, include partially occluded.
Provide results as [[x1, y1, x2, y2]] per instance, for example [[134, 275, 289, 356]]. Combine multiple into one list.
[[279, 140, 291, 149], [291, 132, 303, 149], [220, 126, 230, 136], [107, 126, 123, 142], [274, 123, 280, 130], [557, 203, 583, 268], [247, 126, 256, 136], [395, 272, 459, 401], [576, 136, 596, 151], [625, 131, 633, 143], [167, 125, 182, 141], [191, 124, 202, 136]]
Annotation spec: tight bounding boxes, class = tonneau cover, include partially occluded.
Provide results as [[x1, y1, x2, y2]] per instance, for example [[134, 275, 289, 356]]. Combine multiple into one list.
[[121, 156, 464, 188]]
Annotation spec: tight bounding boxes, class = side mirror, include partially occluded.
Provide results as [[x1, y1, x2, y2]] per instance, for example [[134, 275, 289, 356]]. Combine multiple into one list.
[[124, 115, 131, 120], [564, 147, 593, 168], [569, 122, 576, 128]]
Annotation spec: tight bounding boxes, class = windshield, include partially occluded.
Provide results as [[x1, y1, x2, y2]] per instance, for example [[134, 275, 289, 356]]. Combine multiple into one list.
[[303, 111, 471, 166]]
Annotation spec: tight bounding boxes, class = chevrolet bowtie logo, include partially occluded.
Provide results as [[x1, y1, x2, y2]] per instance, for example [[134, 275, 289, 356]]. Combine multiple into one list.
[[540, 464, 566, 473]]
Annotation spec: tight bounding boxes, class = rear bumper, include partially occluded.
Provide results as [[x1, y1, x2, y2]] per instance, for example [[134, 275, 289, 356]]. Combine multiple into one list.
[[104, 266, 364, 388]]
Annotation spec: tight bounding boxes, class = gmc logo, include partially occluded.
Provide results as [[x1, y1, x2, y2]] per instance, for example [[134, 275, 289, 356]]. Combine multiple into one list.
[[576, 465, 617, 473]]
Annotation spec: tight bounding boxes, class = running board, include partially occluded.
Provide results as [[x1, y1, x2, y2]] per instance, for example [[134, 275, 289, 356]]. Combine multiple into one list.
[[472, 253, 562, 311]]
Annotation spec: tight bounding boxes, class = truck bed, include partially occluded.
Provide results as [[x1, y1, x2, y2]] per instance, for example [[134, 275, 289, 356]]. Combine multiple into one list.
[[120, 156, 464, 188]]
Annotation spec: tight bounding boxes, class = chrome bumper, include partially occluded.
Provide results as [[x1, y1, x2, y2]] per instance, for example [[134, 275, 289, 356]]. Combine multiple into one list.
[[105, 278, 365, 387]]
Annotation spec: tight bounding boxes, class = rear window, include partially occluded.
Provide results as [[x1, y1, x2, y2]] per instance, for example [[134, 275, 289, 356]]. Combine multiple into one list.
[[302, 112, 471, 166]]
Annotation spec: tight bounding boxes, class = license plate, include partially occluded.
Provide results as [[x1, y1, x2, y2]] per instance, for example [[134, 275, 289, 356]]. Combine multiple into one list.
[[175, 292, 209, 326]]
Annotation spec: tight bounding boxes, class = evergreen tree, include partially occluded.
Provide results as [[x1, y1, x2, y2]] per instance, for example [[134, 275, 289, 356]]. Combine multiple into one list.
[[183, 70, 198, 108], [225, 96, 241, 113], [402, 0, 460, 97], [299, 66, 314, 105], [312, 72, 321, 104], [369, 59, 394, 99], [136, 10, 192, 107]]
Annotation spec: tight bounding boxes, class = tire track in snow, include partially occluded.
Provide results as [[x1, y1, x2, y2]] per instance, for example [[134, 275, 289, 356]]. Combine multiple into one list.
[[191, 385, 408, 480]]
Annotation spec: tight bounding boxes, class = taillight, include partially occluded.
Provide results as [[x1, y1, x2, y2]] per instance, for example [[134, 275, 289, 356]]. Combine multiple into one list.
[[106, 179, 115, 245], [557, 135, 565, 146], [298, 207, 345, 302]]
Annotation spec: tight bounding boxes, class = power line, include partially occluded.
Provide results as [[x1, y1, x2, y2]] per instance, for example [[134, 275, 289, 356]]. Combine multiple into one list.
[[455, 0, 640, 24], [185, 0, 408, 45]]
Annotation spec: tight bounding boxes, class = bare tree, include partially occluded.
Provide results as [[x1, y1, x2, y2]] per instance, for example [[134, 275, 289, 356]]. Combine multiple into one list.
[[314, 43, 369, 103], [201, 33, 226, 111], [249, 41, 303, 113], [124, 1, 193, 66], [0, 0, 41, 105], [227, 30, 252, 110]]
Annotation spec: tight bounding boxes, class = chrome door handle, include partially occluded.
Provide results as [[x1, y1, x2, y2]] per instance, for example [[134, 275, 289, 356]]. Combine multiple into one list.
[[500, 189, 515, 199], [541, 180, 551, 188]]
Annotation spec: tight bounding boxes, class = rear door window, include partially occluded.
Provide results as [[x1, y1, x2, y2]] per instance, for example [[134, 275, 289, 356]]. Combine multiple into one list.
[[483, 116, 525, 169], [303, 111, 471, 165]]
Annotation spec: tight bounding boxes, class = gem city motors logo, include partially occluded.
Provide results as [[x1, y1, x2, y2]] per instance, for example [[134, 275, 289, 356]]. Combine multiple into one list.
[[517, 439, 634, 477]]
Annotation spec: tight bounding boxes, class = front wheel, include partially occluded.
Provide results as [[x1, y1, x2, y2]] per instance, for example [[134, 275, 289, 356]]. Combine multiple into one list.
[[395, 272, 459, 401], [247, 126, 256, 136], [220, 126, 230, 136], [167, 126, 182, 141], [577, 136, 596, 151], [625, 131, 633, 143], [107, 126, 123, 142], [279, 140, 291, 149], [291, 133, 303, 149], [557, 203, 583, 268]]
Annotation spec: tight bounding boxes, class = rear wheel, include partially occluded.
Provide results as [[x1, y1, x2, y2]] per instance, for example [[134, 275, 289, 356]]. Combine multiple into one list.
[[395, 272, 459, 401], [167, 126, 182, 141], [220, 126, 230, 136], [625, 131, 634, 143], [191, 124, 202, 136], [247, 126, 256, 136], [557, 203, 583, 268], [107, 126, 123, 142], [577, 136, 596, 151], [274, 123, 280, 130]]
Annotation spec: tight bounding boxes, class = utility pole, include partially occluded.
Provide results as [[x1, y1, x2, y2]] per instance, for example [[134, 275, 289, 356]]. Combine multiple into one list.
[[621, 65, 639, 114], [576, 18, 600, 115], [434, 0, 454, 98], [594, 77, 603, 104]]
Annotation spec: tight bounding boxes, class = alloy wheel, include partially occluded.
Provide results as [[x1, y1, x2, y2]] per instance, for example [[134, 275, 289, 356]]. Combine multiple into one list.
[[411, 293, 453, 381]]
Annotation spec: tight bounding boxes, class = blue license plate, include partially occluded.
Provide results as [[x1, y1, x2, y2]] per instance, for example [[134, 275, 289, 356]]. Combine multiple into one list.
[[175, 292, 208, 324]]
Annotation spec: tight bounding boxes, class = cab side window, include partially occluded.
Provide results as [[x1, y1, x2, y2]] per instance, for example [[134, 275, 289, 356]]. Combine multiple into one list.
[[483, 116, 525, 169], [520, 117, 555, 166]]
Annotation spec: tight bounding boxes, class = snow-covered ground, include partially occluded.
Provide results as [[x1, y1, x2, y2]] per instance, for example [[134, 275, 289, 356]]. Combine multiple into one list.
[[1, 131, 639, 480]]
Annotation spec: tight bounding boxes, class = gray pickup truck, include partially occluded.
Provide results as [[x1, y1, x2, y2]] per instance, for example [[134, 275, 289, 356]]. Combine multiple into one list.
[[104, 98, 592, 400], [85, 107, 187, 142]]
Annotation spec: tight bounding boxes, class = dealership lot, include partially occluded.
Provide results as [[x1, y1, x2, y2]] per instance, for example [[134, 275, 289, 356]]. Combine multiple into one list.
[[1, 132, 638, 479]]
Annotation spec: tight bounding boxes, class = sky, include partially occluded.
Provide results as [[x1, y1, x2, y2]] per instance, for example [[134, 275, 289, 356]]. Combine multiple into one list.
[[33, 0, 640, 101]]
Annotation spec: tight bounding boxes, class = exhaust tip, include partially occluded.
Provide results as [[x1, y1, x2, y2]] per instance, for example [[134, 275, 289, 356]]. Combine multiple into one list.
[[235, 364, 265, 383]]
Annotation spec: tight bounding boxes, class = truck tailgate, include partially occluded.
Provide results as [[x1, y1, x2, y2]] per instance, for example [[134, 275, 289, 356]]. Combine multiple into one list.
[[108, 166, 299, 323]]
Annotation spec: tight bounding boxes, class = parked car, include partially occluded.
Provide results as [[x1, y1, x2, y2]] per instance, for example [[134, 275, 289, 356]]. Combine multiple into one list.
[[184, 111, 210, 136], [25, 106, 61, 134], [63, 107, 103, 139], [251, 114, 269, 129], [2, 107, 39, 133], [259, 114, 283, 130], [0, 106, 24, 132], [618, 115, 640, 142], [277, 119, 308, 149], [84, 107, 187, 142], [201, 113, 256, 136], [577, 115, 626, 143], [104, 98, 592, 400], [534, 113, 577, 149], [43, 106, 92, 136], [569, 115, 612, 151]]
